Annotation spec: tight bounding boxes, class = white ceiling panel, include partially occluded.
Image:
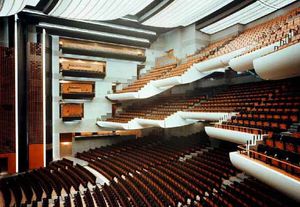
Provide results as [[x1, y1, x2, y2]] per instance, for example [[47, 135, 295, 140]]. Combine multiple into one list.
[[142, 0, 234, 28], [49, 0, 154, 21], [0, 0, 39, 16], [201, 0, 297, 34]]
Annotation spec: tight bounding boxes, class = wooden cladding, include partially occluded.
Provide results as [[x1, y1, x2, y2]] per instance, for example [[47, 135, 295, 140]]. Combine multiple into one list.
[[27, 42, 43, 145], [60, 38, 146, 62], [60, 81, 95, 99], [155, 50, 179, 68], [60, 103, 84, 121], [0, 46, 15, 154], [74, 130, 140, 139], [60, 58, 106, 78]]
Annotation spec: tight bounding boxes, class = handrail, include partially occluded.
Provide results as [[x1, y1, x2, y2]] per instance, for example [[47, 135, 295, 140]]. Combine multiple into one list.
[[237, 145, 300, 172], [215, 124, 266, 135]]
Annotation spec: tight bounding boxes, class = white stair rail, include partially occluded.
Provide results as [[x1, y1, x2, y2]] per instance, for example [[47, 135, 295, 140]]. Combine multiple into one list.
[[107, 48, 249, 101]]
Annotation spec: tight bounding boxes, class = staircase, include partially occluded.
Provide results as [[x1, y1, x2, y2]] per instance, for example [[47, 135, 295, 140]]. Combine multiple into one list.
[[287, 122, 300, 133]]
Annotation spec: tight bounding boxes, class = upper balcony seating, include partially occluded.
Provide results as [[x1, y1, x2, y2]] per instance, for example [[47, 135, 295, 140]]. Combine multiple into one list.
[[106, 94, 206, 122], [106, 78, 300, 124], [115, 37, 234, 94], [254, 141, 300, 177], [114, 8, 300, 96], [116, 63, 177, 94], [215, 79, 300, 178]]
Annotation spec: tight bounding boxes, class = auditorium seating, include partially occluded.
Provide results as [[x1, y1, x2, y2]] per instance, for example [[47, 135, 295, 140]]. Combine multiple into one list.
[[209, 176, 298, 207], [115, 7, 300, 95], [0, 158, 96, 206], [116, 63, 177, 93], [1, 133, 298, 206], [2, 3, 300, 207], [107, 78, 300, 124], [76, 133, 297, 206], [116, 37, 234, 94], [107, 77, 300, 180], [216, 78, 300, 177], [113, 9, 300, 93], [106, 94, 205, 122]]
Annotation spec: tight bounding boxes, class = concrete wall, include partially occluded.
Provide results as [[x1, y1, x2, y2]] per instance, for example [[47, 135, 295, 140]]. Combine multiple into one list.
[[51, 35, 140, 159], [163, 122, 205, 138], [0, 17, 8, 46], [72, 135, 136, 155], [210, 24, 244, 43], [146, 24, 210, 61], [52, 3, 300, 159]]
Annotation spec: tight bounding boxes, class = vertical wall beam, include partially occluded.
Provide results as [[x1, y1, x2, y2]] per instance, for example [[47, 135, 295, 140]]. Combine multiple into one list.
[[52, 35, 60, 160], [42, 29, 47, 167], [15, 14, 28, 172], [14, 14, 19, 173]]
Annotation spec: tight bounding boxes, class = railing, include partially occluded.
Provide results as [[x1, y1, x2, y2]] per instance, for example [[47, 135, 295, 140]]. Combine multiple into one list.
[[215, 124, 266, 135], [237, 145, 300, 178], [215, 124, 268, 147], [218, 112, 237, 124]]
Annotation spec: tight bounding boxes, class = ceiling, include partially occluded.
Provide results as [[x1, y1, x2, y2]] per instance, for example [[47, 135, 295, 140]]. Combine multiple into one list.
[[0, 0, 298, 35], [200, 0, 298, 34]]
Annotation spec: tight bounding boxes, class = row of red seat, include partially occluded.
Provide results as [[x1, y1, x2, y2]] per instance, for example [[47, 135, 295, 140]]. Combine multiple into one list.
[[106, 94, 206, 122], [76, 134, 297, 206], [0, 158, 96, 206], [216, 79, 300, 178], [115, 7, 300, 94]]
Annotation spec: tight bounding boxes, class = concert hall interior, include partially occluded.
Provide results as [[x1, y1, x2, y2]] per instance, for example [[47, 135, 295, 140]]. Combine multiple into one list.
[[0, 0, 300, 206]]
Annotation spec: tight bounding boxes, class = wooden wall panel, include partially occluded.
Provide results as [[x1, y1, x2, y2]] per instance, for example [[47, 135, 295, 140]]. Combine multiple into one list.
[[60, 103, 84, 121], [60, 38, 145, 57], [0, 153, 16, 174], [60, 58, 106, 78], [27, 42, 43, 169], [28, 144, 44, 170], [0, 46, 15, 173], [60, 81, 95, 99], [61, 82, 93, 93]]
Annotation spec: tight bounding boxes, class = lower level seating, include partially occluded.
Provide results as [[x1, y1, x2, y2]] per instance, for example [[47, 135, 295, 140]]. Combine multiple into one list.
[[76, 134, 298, 206], [0, 135, 298, 206]]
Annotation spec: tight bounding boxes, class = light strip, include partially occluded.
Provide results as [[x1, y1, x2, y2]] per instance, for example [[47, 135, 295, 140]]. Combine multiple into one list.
[[258, 0, 280, 9], [14, 14, 19, 173], [120, 17, 139, 22], [77, 20, 157, 36], [22, 8, 156, 36], [38, 22, 150, 44], [42, 29, 47, 167]]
